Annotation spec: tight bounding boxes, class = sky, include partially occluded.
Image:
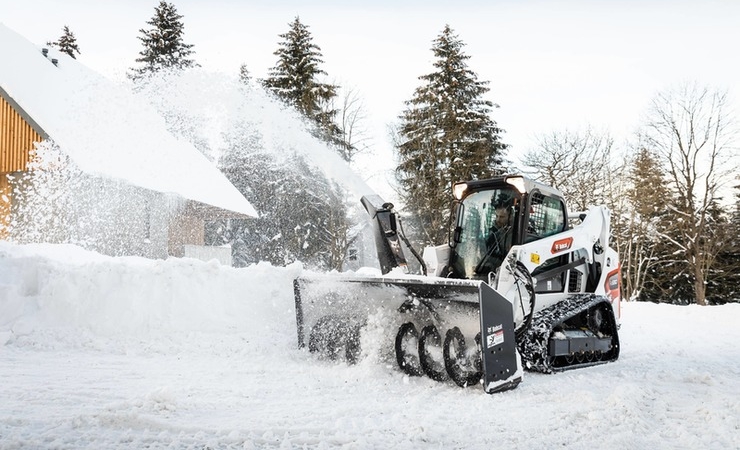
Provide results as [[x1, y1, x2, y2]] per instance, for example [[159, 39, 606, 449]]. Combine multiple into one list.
[[2, 0, 740, 193]]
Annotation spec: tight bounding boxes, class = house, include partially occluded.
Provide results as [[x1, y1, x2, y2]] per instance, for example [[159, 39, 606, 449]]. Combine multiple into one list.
[[0, 23, 257, 264]]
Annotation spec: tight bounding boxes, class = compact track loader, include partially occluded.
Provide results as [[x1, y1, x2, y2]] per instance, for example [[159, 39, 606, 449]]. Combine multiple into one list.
[[294, 174, 621, 393]]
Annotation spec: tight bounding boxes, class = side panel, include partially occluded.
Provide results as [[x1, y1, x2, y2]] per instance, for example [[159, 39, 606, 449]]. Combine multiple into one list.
[[479, 283, 522, 393]]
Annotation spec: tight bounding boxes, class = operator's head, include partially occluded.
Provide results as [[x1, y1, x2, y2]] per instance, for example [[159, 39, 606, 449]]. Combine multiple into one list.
[[495, 206, 510, 228]]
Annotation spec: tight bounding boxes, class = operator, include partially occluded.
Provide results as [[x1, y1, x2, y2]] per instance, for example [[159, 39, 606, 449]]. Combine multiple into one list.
[[489, 203, 513, 256], [475, 201, 514, 275]]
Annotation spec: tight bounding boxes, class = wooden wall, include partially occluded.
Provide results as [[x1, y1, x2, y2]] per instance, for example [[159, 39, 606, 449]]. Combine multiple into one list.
[[1, 95, 40, 173], [0, 174, 10, 239], [1, 94, 42, 239], [168, 213, 205, 257]]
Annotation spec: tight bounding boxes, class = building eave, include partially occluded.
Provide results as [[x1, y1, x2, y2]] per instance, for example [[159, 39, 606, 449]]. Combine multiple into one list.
[[0, 84, 48, 140]]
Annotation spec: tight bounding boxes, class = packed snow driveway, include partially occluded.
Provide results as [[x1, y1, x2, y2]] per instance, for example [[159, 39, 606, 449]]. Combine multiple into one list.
[[0, 243, 738, 449]]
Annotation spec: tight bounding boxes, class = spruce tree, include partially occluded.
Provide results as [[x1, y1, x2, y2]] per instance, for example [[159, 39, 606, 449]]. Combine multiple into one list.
[[214, 128, 351, 270], [704, 179, 740, 303], [129, 1, 197, 79], [396, 25, 507, 245], [261, 17, 343, 151], [622, 147, 671, 301], [47, 26, 81, 59], [239, 63, 251, 85]]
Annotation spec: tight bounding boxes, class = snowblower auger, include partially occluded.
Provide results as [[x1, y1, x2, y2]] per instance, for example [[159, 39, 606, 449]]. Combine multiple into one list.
[[293, 175, 621, 393], [293, 274, 522, 393]]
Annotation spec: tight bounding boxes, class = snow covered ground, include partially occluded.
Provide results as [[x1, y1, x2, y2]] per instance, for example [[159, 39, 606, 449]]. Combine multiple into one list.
[[0, 242, 738, 449]]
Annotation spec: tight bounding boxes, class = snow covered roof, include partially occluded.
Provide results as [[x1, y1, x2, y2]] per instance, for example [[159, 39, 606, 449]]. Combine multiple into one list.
[[0, 23, 257, 218]]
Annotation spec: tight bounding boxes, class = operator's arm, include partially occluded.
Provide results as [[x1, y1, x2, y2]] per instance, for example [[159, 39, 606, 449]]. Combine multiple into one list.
[[474, 227, 509, 274]]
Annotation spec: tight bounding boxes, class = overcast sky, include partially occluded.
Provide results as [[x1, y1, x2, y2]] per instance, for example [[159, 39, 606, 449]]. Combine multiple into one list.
[[3, 0, 740, 184]]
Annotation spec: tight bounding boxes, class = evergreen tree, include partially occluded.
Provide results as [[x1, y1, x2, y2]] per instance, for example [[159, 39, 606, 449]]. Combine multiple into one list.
[[261, 17, 343, 152], [239, 63, 251, 85], [621, 147, 671, 301], [703, 199, 737, 304], [728, 180, 740, 301], [129, 1, 197, 79], [705, 179, 740, 303], [212, 127, 352, 270], [47, 26, 81, 59], [395, 25, 507, 245]]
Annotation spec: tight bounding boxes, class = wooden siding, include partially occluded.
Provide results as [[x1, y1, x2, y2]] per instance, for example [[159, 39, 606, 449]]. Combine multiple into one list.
[[0, 173, 11, 239], [168, 213, 205, 257], [1, 95, 41, 173]]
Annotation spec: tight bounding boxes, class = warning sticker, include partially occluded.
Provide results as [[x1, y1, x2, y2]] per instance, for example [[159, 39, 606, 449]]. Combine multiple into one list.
[[486, 324, 505, 349]]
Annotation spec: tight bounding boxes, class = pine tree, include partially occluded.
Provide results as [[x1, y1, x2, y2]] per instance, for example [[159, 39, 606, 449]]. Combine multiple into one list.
[[213, 128, 352, 270], [129, 1, 197, 79], [705, 179, 740, 303], [261, 17, 343, 151], [395, 25, 507, 245], [621, 147, 671, 301], [47, 26, 81, 59], [239, 63, 251, 85]]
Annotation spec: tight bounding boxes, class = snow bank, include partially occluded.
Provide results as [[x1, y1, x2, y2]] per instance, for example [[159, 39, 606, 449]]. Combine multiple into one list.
[[0, 242, 301, 349]]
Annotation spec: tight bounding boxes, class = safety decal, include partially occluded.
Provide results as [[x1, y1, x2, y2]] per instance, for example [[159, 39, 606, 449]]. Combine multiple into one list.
[[486, 324, 505, 349]]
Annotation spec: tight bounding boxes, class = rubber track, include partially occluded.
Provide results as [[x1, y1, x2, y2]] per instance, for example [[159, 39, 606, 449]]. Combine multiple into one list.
[[518, 294, 616, 374]]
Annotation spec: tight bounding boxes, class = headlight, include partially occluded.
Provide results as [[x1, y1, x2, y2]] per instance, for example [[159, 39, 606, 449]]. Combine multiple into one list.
[[453, 182, 468, 200], [505, 176, 526, 194]]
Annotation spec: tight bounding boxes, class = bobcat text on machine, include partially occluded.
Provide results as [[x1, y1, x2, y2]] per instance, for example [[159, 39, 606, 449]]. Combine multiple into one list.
[[293, 174, 621, 393]]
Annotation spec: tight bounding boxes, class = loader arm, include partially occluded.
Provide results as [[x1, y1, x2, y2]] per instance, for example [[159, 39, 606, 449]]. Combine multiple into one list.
[[360, 195, 408, 275]]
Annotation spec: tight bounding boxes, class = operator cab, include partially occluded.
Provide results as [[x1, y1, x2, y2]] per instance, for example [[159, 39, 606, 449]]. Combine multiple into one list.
[[447, 175, 569, 281]]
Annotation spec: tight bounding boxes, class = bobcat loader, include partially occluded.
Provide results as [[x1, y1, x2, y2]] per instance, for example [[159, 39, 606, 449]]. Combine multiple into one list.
[[293, 174, 621, 393]]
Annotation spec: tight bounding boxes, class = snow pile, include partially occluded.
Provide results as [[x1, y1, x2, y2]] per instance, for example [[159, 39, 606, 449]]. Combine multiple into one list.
[[0, 242, 739, 449], [0, 242, 301, 349]]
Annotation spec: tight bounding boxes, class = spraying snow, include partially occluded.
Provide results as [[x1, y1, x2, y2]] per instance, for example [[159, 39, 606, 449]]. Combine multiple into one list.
[[132, 69, 375, 201]]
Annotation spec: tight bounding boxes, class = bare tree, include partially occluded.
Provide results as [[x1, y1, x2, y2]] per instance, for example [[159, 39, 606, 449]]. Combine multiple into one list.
[[324, 85, 372, 164], [642, 82, 738, 305], [522, 127, 616, 211]]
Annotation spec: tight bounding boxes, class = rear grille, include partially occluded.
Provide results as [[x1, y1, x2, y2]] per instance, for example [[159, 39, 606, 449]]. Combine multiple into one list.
[[568, 270, 582, 292]]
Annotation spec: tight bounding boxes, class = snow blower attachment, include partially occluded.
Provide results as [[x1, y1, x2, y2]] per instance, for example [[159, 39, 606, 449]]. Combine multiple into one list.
[[294, 175, 620, 393]]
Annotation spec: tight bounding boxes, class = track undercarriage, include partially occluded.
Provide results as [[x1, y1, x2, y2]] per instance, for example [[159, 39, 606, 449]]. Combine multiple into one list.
[[519, 294, 620, 373]]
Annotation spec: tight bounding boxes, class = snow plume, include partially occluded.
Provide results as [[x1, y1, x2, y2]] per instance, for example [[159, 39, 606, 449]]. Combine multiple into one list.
[[5, 141, 182, 259], [131, 69, 377, 270], [130, 69, 374, 200]]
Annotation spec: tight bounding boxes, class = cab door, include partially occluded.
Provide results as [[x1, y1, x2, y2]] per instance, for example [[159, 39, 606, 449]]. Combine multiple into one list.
[[525, 190, 569, 293]]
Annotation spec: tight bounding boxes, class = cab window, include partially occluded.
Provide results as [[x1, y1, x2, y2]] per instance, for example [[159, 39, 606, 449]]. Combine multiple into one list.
[[527, 192, 566, 240]]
